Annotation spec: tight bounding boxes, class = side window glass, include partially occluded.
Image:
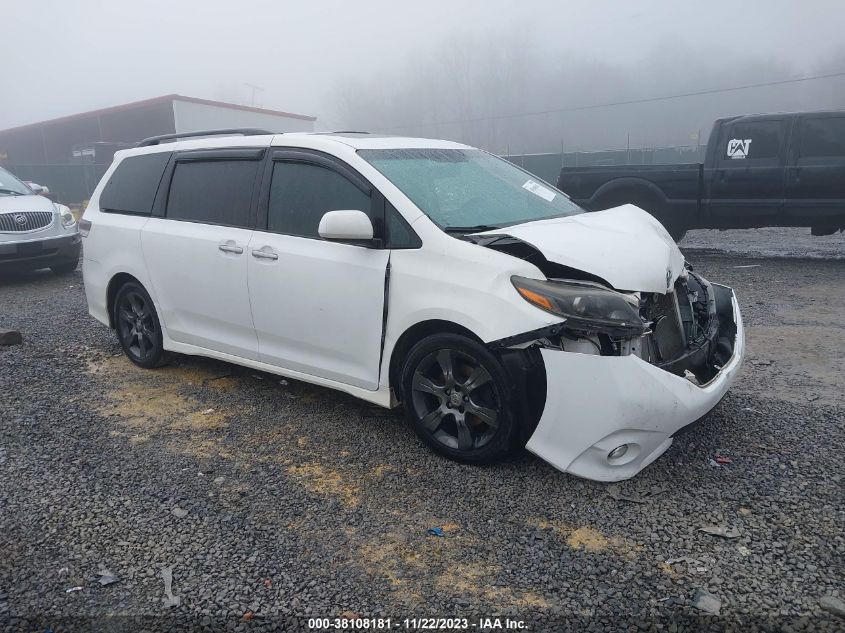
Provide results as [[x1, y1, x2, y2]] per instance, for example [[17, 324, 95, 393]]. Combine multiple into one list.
[[800, 117, 845, 158], [723, 120, 785, 161], [166, 160, 258, 228], [268, 161, 370, 238], [385, 201, 421, 248], [100, 152, 170, 215]]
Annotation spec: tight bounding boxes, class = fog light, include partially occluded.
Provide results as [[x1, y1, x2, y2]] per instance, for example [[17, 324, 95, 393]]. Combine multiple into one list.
[[608, 445, 628, 460]]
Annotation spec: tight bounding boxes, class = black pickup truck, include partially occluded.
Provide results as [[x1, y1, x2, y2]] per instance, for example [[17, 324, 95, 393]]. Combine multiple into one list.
[[557, 111, 845, 240]]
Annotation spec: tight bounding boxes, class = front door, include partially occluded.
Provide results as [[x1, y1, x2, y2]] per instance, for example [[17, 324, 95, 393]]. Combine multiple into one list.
[[706, 117, 788, 227], [141, 150, 263, 359], [248, 152, 389, 390]]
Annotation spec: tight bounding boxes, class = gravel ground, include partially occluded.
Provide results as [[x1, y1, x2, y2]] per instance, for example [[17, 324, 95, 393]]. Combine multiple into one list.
[[1, 229, 843, 632]]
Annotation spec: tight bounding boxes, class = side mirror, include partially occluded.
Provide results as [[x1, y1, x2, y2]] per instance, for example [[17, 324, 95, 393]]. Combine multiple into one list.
[[318, 210, 374, 242]]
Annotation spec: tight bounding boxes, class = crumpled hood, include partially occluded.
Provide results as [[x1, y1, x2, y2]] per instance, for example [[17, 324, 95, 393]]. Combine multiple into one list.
[[0, 194, 56, 213], [477, 204, 685, 293]]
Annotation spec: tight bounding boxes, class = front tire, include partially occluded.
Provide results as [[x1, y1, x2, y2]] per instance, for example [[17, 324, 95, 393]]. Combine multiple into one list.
[[113, 281, 167, 368], [400, 333, 517, 464]]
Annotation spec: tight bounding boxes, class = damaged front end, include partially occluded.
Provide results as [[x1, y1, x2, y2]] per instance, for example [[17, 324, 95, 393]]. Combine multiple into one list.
[[490, 267, 744, 481], [640, 270, 737, 385]]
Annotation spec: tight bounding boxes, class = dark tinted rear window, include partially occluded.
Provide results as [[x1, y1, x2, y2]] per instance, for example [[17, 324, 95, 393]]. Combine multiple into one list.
[[166, 160, 259, 228], [99, 152, 170, 214], [800, 117, 845, 158]]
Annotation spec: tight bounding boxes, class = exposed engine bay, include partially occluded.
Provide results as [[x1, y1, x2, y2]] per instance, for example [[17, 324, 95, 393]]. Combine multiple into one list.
[[639, 270, 737, 384], [479, 235, 737, 385]]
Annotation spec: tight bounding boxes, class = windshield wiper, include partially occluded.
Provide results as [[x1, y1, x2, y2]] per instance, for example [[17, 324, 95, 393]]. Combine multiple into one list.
[[443, 224, 501, 234], [0, 188, 25, 196]]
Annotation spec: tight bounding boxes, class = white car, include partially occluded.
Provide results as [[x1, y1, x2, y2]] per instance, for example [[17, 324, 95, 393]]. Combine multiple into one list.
[[81, 129, 744, 481], [0, 166, 80, 274]]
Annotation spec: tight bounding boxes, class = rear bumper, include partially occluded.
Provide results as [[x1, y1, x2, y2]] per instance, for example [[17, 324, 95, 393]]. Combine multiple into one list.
[[525, 288, 744, 481], [0, 232, 81, 270]]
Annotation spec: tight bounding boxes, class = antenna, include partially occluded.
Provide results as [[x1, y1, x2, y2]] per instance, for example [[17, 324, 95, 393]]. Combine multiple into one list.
[[243, 83, 265, 107]]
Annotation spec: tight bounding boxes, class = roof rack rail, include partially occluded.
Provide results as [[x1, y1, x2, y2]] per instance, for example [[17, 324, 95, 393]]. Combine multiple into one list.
[[330, 130, 371, 134], [137, 128, 275, 147]]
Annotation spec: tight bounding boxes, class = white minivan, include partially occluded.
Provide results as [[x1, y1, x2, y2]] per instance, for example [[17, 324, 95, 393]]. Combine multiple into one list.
[[81, 129, 744, 481]]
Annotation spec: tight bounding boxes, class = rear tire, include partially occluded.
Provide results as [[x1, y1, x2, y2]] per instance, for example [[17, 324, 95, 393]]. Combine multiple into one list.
[[400, 333, 518, 464], [593, 192, 687, 242], [113, 281, 168, 369]]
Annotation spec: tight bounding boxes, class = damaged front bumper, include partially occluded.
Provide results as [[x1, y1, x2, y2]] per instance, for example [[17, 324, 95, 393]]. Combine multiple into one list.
[[524, 285, 744, 481]]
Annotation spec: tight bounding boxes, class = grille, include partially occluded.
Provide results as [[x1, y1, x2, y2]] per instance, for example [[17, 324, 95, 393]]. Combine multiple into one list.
[[0, 211, 54, 232]]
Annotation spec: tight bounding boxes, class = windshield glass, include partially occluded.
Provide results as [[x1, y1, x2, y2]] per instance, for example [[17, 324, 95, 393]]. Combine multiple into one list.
[[0, 166, 32, 196], [359, 148, 583, 230]]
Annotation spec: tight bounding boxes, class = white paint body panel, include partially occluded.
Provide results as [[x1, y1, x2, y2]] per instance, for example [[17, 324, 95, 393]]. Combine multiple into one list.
[[247, 231, 389, 390], [478, 205, 686, 293], [140, 218, 258, 360], [527, 291, 745, 481], [81, 132, 746, 481]]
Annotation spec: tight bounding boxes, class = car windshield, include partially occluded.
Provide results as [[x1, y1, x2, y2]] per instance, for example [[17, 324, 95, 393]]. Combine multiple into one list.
[[0, 166, 32, 196], [359, 148, 583, 231]]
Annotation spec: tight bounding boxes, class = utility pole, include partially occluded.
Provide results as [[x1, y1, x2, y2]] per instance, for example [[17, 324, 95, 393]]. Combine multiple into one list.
[[243, 83, 265, 107]]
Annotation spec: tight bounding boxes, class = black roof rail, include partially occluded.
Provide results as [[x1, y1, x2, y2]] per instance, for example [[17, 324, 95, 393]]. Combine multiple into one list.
[[329, 130, 371, 134], [137, 128, 275, 147]]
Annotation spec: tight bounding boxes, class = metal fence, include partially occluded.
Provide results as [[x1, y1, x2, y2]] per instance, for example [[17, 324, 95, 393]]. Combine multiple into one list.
[[504, 144, 706, 185]]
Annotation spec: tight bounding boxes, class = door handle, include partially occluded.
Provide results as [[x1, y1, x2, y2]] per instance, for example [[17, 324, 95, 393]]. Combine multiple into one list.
[[218, 244, 243, 254], [251, 249, 278, 261]]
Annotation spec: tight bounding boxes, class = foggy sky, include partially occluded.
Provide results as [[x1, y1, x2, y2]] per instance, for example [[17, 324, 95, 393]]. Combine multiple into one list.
[[3, 0, 844, 152]]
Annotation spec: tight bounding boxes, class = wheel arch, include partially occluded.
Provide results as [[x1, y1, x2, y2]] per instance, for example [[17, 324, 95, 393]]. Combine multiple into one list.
[[589, 178, 668, 211], [105, 272, 143, 329], [388, 319, 483, 400]]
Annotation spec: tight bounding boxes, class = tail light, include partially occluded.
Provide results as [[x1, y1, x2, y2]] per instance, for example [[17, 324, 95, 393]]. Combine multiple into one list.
[[78, 218, 92, 237]]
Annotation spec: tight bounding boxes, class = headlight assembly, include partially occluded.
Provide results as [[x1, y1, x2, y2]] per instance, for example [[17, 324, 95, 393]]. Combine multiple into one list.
[[511, 276, 645, 336], [57, 205, 76, 229]]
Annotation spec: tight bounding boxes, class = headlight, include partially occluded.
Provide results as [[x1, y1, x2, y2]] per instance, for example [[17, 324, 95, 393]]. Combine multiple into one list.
[[511, 276, 645, 336], [57, 205, 76, 228]]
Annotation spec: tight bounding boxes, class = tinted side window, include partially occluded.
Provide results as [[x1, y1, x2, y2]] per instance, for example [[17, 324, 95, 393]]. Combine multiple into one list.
[[100, 152, 170, 215], [800, 117, 845, 158], [166, 160, 258, 228], [385, 201, 421, 248], [268, 161, 370, 237], [723, 120, 785, 160]]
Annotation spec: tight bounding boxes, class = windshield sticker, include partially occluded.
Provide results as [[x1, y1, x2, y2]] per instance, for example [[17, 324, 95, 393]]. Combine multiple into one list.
[[522, 179, 556, 202], [726, 139, 752, 159]]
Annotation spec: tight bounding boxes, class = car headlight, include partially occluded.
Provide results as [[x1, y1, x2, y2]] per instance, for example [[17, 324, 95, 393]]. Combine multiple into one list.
[[511, 276, 645, 336], [57, 205, 76, 228]]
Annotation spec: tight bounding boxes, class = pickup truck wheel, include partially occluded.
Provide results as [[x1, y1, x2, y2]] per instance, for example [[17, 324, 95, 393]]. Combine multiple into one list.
[[594, 193, 687, 242], [663, 223, 687, 242], [50, 261, 78, 275], [400, 334, 517, 464]]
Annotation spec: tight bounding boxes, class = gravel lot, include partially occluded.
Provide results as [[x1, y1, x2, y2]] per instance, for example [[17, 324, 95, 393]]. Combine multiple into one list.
[[1, 229, 843, 632]]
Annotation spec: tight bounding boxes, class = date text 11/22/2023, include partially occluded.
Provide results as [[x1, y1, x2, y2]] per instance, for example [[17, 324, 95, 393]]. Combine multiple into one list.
[[307, 616, 528, 630]]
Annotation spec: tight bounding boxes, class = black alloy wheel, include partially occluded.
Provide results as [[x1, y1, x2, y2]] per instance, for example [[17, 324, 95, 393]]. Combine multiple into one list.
[[114, 282, 166, 368], [401, 333, 517, 463]]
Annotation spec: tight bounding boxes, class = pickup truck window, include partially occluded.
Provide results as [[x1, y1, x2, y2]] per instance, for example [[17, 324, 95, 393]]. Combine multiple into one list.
[[360, 148, 582, 230], [799, 117, 845, 158], [721, 120, 785, 161]]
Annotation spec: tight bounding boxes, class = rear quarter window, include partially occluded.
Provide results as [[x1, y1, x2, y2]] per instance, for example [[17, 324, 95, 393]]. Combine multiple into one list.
[[99, 152, 170, 215], [166, 160, 259, 228]]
